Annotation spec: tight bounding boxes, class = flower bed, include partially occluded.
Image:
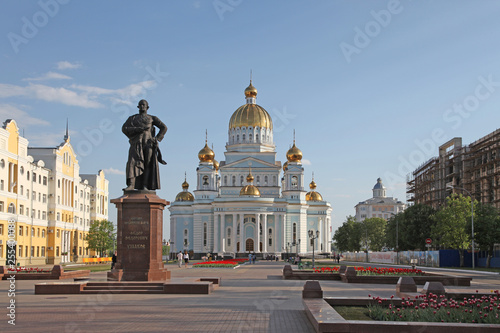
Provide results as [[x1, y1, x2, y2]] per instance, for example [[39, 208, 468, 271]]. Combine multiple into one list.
[[367, 291, 500, 324], [313, 266, 423, 276], [7, 267, 51, 273], [193, 258, 248, 268]]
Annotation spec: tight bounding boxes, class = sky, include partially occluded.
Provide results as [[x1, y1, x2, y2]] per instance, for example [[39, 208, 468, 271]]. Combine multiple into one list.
[[2, 1, 500, 241]]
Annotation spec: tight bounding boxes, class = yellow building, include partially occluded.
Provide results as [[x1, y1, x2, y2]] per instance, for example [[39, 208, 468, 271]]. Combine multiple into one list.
[[0, 119, 109, 266]]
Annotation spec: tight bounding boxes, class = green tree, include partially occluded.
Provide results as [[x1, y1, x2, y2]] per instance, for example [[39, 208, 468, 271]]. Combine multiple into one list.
[[473, 203, 500, 268], [362, 217, 387, 252], [333, 216, 361, 252], [86, 220, 115, 257], [386, 204, 436, 251], [431, 194, 476, 267]]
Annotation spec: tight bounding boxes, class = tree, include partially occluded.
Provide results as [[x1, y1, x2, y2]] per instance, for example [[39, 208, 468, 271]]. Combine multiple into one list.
[[386, 204, 436, 251], [333, 216, 361, 252], [473, 203, 500, 268], [362, 218, 387, 252], [431, 194, 475, 267], [86, 220, 115, 257]]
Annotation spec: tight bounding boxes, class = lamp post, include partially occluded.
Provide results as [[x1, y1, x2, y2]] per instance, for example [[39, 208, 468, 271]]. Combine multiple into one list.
[[447, 185, 475, 269], [364, 226, 369, 263], [308, 230, 320, 269]]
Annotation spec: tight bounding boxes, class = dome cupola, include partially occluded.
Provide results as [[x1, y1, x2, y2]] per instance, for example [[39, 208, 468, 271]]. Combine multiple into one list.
[[240, 169, 261, 197], [198, 133, 215, 162], [286, 142, 302, 162], [306, 175, 323, 201], [175, 175, 194, 202], [228, 81, 273, 130]]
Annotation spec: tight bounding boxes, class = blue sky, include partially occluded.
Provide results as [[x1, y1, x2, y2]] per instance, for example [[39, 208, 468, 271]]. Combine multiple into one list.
[[2, 1, 500, 240]]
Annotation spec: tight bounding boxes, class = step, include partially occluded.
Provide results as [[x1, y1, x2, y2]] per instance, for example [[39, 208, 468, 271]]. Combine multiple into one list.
[[83, 285, 164, 291], [81, 289, 164, 294], [86, 282, 164, 287]]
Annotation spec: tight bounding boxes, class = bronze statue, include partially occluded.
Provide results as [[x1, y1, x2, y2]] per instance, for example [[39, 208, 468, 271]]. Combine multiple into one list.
[[122, 99, 167, 191]]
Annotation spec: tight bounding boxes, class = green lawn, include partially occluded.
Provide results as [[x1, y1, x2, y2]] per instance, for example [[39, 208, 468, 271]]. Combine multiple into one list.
[[64, 264, 111, 272], [334, 306, 372, 320]]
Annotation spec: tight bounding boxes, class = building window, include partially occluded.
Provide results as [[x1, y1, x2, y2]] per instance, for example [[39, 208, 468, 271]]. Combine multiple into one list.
[[42, 230, 45, 238], [269, 228, 273, 246], [203, 223, 207, 247], [41, 247, 45, 256], [227, 227, 232, 246], [264, 176, 268, 185], [19, 226, 23, 236], [0, 201, 3, 212], [293, 223, 297, 242], [19, 246, 23, 257], [43, 176, 47, 185], [224, 176, 227, 186], [232, 176, 236, 186], [57, 212, 60, 221], [291, 176, 298, 189], [203, 175, 209, 185], [256, 176, 260, 185], [8, 203, 15, 214], [0, 224, 3, 235], [20, 185, 23, 195], [57, 229, 60, 238], [56, 247, 59, 256], [240, 176, 244, 185], [43, 194, 47, 203], [33, 172, 37, 182]]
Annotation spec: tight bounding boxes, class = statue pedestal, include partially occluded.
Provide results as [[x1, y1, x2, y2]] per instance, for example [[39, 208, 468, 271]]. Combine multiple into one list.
[[111, 191, 170, 281]]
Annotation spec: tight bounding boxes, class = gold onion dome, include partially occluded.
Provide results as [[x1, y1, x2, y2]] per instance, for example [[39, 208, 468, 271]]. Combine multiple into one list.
[[286, 143, 303, 162], [198, 142, 215, 162], [306, 180, 323, 201], [228, 82, 273, 130], [213, 159, 219, 171], [240, 170, 261, 197], [244, 81, 258, 97], [175, 180, 194, 202]]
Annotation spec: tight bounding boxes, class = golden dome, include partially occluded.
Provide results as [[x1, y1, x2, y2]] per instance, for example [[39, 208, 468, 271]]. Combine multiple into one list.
[[283, 161, 289, 172], [213, 159, 219, 171], [175, 180, 194, 202], [309, 180, 317, 190], [246, 172, 254, 183], [240, 185, 261, 196], [306, 191, 323, 201], [244, 81, 258, 98], [198, 143, 215, 162], [286, 143, 302, 162], [229, 104, 273, 130]]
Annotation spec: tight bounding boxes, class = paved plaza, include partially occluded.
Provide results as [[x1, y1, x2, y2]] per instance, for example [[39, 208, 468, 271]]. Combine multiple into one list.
[[1, 261, 499, 332]]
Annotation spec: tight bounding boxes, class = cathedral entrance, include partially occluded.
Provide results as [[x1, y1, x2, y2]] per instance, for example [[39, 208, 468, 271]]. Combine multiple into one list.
[[245, 239, 254, 252]]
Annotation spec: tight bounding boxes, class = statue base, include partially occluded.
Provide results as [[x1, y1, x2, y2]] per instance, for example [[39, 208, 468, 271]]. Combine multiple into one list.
[[111, 191, 170, 281]]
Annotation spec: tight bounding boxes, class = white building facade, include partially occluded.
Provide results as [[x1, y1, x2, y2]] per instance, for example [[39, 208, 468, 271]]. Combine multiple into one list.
[[355, 178, 405, 221], [169, 82, 332, 258]]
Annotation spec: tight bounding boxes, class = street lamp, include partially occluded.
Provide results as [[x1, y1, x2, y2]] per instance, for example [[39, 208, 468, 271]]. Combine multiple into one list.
[[447, 185, 475, 269], [308, 230, 320, 268]]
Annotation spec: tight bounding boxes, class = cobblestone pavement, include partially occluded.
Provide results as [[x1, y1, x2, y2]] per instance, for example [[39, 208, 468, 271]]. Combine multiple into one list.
[[1, 261, 498, 332]]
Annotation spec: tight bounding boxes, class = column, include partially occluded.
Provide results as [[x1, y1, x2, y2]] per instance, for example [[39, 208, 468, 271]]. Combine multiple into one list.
[[214, 214, 219, 253], [263, 214, 268, 253], [232, 214, 237, 253], [220, 213, 225, 253], [255, 214, 260, 253], [239, 214, 244, 253]]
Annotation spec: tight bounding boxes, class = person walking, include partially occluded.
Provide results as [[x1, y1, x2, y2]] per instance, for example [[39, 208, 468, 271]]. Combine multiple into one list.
[[183, 251, 189, 268], [111, 251, 117, 269], [177, 251, 183, 268]]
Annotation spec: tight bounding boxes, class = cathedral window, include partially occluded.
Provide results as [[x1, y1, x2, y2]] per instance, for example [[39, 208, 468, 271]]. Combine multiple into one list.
[[249, 134, 252, 142], [224, 176, 227, 186], [237, 224, 240, 235], [273, 176, 277, 185], [242, 134, 245, 142], [203, 223, 207, 247], [291, 176, 298, 189], [256, 134, 259, 142], [293, 223, 297, 242], [240, 176, 244, 185], [232, 176, 236, 186], [268, 228, 273, 246], [264, 176, 268, 185], [203, 175, 209, 185], [256, 176, 260, 185]]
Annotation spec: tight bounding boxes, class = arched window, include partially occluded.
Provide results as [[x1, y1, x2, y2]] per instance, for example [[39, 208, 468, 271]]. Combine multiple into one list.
[[232, 176, 236, 186], [224, 176, 227, 186], [242, 134, 245, 142], [293, 223, 297, 242], [264, 176, 268, 185], [269, 228, 273, 246], [273, 176, 277, 185], [256, 134, 259, 142], [291, 176, 298, 189], [236, 135, 239, 142], [256, 176, 260, 185], [249, 134, 252, 142], [203, 175, 209, 185], [240, 176, 244, 185], [227, 227, 232, 246], [8, 203, 16, 214]]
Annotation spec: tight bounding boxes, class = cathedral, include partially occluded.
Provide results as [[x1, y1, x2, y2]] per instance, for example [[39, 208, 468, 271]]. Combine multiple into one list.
[[169, 81, 332, 258]]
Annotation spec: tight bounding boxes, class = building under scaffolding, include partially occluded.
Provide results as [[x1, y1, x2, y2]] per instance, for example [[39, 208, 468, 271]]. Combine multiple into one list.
[[407, 129, 500, 210]]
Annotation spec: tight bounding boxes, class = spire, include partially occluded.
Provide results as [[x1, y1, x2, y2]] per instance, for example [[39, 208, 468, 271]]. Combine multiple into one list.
[[64, 118, 70, 142], [293, 129, 296, 144], [205, 129, 208, 144]]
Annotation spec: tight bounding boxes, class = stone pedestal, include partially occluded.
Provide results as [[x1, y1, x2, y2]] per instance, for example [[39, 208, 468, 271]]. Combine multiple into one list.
[[111, 191, 170, 281]]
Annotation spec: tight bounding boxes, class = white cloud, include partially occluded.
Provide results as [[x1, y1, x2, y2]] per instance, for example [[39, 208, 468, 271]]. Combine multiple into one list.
[[56, 61, 81, 70], [26, 132, 65, 147], [23, 72, 72, 81], [0, 104, 50, 127], [103, 167, 125, 176], [302, 159, 312, 165]]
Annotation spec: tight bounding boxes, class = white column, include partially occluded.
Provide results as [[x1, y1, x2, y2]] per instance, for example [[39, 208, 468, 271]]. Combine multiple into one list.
[[239, 214, 244, 253], [214, 214, 219, 253], [220, 213, 225, 253], [255, 214, 260, 253], [263, 214, 268, 253], [232, 214, 237, 253]]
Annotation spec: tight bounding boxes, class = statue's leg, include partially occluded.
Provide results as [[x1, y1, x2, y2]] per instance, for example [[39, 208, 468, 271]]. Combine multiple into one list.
[[123, 178, 135, 191], [142, 147, 153, 190]]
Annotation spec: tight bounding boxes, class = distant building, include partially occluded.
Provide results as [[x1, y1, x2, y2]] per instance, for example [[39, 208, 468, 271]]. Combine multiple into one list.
[[0, 119, 109, 266], [407, 129, 500, 209], [355, 178, 405, 221]]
